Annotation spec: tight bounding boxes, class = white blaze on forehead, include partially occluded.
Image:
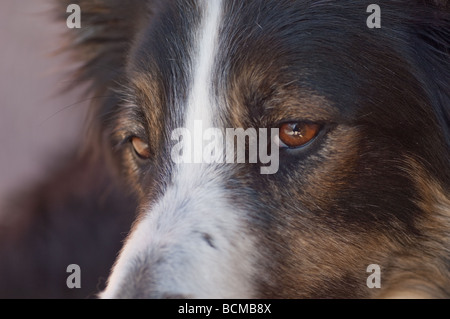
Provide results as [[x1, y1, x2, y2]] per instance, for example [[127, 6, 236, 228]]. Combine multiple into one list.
[[186, 0, 222, 164], [102, 0, 256, 298], [185, 0, 222, 132]]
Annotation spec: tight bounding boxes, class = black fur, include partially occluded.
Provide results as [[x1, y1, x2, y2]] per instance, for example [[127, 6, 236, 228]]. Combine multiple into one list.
[[0, 0, 448, 298]]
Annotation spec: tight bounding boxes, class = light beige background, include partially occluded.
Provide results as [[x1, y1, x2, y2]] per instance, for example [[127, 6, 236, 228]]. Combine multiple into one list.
[[0, 0, 88, 206]]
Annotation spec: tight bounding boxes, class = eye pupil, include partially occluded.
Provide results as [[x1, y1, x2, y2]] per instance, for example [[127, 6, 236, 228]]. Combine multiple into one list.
[[288, 124, 303, 137], [279, 122, 321, 148], [131, 137, 151, 159]]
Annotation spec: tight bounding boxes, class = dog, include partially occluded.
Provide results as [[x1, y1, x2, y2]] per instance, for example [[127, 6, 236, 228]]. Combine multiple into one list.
[[1, 0, 449, 298]]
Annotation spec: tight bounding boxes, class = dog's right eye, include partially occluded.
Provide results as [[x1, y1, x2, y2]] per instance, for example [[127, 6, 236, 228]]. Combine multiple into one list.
[[130, 137, 151, 159]]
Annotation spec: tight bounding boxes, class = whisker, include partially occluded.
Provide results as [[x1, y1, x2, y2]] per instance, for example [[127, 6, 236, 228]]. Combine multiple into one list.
[[39, 95, 114, 126]]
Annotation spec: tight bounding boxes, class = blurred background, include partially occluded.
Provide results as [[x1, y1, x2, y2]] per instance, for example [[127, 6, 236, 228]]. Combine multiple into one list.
[[0, 0, 136, 298], [0, 0, 88, 211]]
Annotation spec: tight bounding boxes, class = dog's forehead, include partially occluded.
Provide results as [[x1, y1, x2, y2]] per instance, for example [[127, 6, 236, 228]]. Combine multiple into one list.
[[126, 1, 361, 125], [130, 1, 326, 84]]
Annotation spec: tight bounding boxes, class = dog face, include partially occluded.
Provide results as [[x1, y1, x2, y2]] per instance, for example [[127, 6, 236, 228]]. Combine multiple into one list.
[[61, 0, 450, 298]]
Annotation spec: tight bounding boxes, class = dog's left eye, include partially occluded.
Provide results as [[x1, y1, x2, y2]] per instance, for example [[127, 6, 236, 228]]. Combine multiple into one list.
[[278, 122, 321, 149], [130, 137, 151, 159]]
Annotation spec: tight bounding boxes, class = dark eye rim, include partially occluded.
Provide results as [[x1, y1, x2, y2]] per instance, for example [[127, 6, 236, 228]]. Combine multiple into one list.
[[275, 120, 334, 151]]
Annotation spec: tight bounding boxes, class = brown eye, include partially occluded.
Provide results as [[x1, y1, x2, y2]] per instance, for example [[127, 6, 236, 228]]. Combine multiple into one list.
[[131, 137, 151, 159], [278, 122, 321, 148]]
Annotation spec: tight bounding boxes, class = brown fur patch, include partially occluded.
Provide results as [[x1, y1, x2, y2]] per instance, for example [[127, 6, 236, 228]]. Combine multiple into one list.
[[375, 158, 450, 298]]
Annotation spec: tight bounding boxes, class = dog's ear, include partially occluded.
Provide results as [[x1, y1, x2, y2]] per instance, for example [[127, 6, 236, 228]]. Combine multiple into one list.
[[56, 0, 151, 93], [54, 1, 154, 156]]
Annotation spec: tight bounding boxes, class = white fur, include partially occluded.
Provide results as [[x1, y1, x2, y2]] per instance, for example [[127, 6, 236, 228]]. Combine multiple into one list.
[[101, 0, 256, 298]]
